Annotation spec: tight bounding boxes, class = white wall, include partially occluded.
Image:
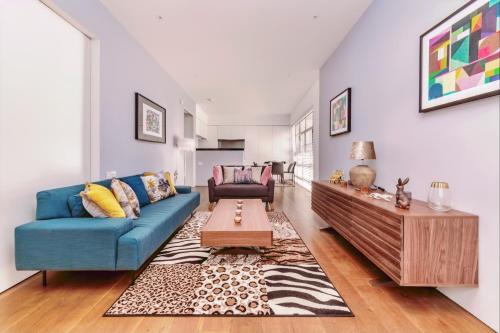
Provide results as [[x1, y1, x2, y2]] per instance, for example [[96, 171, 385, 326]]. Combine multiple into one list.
[[197, 113, 291, 165], [0, 1, 91, 292], [319, 0, 499, 329], [289, 79, 320, 182]]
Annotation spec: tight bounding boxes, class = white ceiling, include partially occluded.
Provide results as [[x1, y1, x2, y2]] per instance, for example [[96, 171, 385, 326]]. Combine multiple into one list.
[[100, 0, 372, 116]]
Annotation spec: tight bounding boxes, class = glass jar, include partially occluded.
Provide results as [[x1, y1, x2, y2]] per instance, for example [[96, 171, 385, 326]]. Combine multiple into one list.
[[428, 181, 452, 211]]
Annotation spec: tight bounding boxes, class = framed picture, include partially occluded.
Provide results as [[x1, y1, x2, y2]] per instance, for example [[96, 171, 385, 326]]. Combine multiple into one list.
[[419, 0, 499, 113], [330, 88, 351, 137], [135, 93, 166, 143]]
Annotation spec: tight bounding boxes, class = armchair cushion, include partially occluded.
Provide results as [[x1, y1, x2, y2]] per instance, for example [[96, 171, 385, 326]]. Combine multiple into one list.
[[214, 183, 268, 197]]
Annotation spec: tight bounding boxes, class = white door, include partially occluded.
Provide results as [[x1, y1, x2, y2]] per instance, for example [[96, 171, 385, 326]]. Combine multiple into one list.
[[0, 0, 92, 291]]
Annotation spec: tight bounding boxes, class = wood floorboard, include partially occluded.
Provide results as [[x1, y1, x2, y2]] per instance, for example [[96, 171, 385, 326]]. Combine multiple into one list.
[[0, 185, 493, 333]]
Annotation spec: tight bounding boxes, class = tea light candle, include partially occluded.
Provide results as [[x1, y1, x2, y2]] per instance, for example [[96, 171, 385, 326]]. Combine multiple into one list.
[[237, 200, 243, 204], [234, 216, 242, 223], [235, 209, 242, 216], [236, 203, 243, 209]]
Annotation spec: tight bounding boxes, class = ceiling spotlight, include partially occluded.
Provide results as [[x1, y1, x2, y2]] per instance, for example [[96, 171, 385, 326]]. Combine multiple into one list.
[[157, 15, 163, 20], [313, 15, 318, 19], [206, 98, 214, 103]]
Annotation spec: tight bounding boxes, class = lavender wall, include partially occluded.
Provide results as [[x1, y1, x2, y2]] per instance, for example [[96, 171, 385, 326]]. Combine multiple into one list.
[[52, 0, 195, 179], [319, 0, 499, 330]]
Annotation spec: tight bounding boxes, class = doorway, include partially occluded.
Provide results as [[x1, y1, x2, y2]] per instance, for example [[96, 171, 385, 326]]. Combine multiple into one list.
[[183, 111, 195, 186]]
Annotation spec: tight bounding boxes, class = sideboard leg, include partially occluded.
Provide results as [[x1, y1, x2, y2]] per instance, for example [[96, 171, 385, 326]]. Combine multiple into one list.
[[42, 270, 47, 287]]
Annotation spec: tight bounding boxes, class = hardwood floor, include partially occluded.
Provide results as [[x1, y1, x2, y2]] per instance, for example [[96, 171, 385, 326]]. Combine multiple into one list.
[[0, 186, 493, 333]]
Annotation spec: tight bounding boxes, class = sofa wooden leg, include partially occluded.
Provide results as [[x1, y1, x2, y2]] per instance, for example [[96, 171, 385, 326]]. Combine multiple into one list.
[[265, 202, 274, 212], [209, 202, 215, 212], [42, 270, 47, 287]]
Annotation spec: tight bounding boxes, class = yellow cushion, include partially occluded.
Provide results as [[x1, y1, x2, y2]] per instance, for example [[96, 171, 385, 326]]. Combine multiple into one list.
[[83, 183, 125, 218], [164, 172, 177, 194], [144, 171, 177, 194]]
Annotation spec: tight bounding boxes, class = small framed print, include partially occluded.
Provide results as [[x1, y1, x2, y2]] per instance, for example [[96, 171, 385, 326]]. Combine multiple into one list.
[[135, 93, 166, 143], [330, 88, 351, 137]]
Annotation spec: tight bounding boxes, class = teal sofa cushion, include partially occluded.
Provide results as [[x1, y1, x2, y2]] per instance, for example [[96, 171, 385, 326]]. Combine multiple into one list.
[[15, 218, 133, 270], [35, 179, 113, 220], [116, 191, 200, 270], [175, 185, 192, 194]]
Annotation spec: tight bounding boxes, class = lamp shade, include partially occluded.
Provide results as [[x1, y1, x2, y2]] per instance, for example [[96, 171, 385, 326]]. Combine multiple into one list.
[[350, 141, 376, 160]]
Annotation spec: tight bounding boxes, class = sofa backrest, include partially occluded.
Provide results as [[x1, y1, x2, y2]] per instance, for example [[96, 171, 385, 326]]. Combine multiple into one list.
[[36, 178, 113, 220]]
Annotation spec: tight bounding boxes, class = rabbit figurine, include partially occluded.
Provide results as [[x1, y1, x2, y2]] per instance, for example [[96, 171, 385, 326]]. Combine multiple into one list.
[[395, 177, 411, 209]]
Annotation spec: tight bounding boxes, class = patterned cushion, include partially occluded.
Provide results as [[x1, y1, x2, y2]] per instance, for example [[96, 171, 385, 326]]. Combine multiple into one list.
[[213, 165, 223, 185], [260, 166, 272, 186], [81, 194, 107, 218], [111, 178, 140, 219], [250, 166, 263, 184], [141, 174, 173, 203], [81, 183, 126, 218], [67, 194, 90, 217], [235, 168, 252, 184], [222, 166, 241, 184]]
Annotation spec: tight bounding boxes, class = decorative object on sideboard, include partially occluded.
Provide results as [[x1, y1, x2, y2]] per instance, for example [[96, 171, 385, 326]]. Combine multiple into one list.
[[419, 0, 499, 113], [329, 88, 351, 136], [339, 180, 348, 187], [135, 93, 166, 143], [428, 181, 452, 211], [329, 170, 344, 184], [395, 177, 411, 210], [368, 193, 393, 202], [349, 141, 376, 190]]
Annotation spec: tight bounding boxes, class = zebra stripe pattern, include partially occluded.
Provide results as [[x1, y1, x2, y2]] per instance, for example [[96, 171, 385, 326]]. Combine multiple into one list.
[[263, 264, 351, 315], [152, 238, 211, 265]]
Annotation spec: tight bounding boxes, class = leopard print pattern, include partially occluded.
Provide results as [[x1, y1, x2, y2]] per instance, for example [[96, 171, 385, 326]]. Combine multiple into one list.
[[106, 264, 201, 315], [188, 264, 271, 315], [174, 212, 211, 239]]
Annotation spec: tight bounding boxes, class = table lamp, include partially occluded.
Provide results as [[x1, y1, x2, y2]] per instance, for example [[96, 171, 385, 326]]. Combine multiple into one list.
[[349, 141, 376, 189]]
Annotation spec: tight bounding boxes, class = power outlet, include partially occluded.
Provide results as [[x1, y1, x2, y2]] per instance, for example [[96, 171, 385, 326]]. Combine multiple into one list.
[[106, 171, 117, 179]]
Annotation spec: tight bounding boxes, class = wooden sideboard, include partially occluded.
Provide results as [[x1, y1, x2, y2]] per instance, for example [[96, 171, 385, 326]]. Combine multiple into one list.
[[311, 180, 478, 287]]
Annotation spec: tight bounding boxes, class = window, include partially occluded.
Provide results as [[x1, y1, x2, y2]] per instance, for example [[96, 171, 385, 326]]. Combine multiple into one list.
[[292, 111, 313, 190]]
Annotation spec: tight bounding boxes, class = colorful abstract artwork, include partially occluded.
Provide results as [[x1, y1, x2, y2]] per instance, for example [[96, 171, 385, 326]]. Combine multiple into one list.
[[420, 0, 499, 112], [330, 88, 351, 136]]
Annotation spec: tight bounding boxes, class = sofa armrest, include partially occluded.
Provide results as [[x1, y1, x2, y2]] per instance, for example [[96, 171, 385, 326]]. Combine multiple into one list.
[[267, 178, 275, 203], [175, 185, 192, 194], [208, 177, 216, 203], [15, 218, 133, 271]]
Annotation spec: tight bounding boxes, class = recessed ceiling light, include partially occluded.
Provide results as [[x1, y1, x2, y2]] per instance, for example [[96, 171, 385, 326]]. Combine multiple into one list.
[[313, 15, 318, 19], [206, 98, 214, 103], [157, 15, 163, 20]]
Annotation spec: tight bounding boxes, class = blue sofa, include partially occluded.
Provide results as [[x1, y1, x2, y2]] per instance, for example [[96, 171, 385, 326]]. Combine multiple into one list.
[[15, 175, 200, 285]]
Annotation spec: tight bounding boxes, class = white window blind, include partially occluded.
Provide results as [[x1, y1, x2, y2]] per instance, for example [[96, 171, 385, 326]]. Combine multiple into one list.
[[292, 112, 313, 189]]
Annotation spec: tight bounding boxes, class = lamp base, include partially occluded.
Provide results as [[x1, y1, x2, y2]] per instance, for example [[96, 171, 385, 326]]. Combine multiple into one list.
[[349, 165, 376, 189]]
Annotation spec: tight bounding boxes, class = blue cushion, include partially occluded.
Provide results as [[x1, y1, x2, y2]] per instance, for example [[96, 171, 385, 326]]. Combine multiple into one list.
[[67, 194, 90, 217], [120, 175, 150, 207], [15, 217, 133, 270], [116, 192, 200, 270]]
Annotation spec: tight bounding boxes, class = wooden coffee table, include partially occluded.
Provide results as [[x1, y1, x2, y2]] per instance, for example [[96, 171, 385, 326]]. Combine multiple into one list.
[[201, 199, 273, 250]]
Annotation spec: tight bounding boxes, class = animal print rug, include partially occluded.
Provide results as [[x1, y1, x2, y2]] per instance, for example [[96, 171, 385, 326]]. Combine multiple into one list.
[[105, 211, 352, 317]]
